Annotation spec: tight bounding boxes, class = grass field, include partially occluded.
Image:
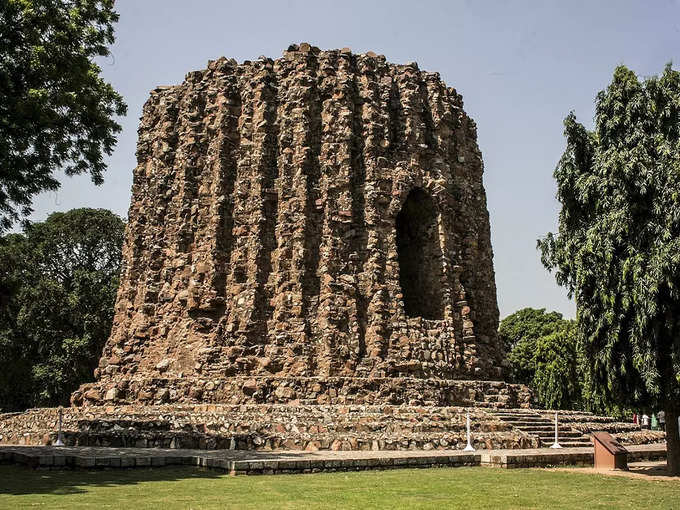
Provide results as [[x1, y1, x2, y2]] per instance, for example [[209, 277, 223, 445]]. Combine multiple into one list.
[[1, 465, 678, 509]]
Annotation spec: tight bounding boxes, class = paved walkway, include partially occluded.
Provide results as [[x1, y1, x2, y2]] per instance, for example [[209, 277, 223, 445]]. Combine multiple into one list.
[[0, 443, 666, 475], [559, 460, 679, 481]]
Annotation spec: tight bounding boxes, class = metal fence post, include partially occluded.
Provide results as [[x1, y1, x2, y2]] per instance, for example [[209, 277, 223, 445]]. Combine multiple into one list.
[[54, 406, 65, 446], [549, 411, 562, 449], [463, 411, 475, 451]]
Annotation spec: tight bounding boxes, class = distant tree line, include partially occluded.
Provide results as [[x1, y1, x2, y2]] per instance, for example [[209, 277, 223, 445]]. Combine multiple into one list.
[[500, 307, 620, 415], [0, 0, 126, 412], [0, 208, 124, 411]]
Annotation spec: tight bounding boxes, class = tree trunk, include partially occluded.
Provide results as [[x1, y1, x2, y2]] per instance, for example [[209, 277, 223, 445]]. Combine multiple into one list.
[[665, 404, 680, 475]]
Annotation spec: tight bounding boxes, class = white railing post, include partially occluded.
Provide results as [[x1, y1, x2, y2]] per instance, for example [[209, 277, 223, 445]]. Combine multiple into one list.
[[54, 406, 65, 446], [463, 411, 475, 451], [549, 411, 562, 449]]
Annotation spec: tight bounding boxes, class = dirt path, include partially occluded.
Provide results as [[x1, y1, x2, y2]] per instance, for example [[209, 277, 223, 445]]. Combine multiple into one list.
[[558, 461, 679, 481]]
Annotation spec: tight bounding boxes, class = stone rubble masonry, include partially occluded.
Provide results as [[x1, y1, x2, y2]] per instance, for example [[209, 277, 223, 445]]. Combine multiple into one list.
[[0, 405, 663, 452], [1, 405, 528, 451], [72, 43, 508, 408]]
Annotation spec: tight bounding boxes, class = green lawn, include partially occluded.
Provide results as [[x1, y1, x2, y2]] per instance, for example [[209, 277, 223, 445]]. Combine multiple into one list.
[[0, 465, 678, 509]]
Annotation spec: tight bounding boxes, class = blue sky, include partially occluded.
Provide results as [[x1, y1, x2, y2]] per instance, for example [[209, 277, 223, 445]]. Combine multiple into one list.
[[27, 0, 680, 319]]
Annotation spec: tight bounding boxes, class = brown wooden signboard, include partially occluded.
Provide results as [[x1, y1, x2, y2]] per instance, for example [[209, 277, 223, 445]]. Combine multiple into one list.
[[592, 431, 628, 470]]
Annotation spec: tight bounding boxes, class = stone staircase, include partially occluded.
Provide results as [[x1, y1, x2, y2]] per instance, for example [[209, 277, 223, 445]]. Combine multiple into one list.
[[487, 409, 593, 448]]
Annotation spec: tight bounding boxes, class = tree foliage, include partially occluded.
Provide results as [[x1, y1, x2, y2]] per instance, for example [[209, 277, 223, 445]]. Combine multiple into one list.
[[0, 0, 126, 231], [528, 324, 584, 411], [539, 64, 680, 473], [0, 208, 124, 411], [501, 308, 583, 410], [498, 307, 565, 353]]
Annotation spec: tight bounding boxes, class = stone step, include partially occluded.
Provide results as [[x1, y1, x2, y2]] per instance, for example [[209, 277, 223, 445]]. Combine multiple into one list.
[[493, 414, 550, 419], [547, 441, 593, 448], [206, 423, 477, 434], [518, 426, 583, 436], [76, 414, 468, 424], [572, 424, 641, 433], [82, 407, 475, 416], [70, 414, 474, 426], [491, 412, 544, 417], [542, 413, 615, 419], [489, 409, 597, 445], [531, 431, 583, 438], [71, 415, 477, 427], [528, 426, 580, 433], [493, 419, 544, 423], [494, 420, 554, 427], [537, 435, 589, 443], [495, 415, 549, 422], [534, 431, 584, 439], [515, 425, 574, 432]]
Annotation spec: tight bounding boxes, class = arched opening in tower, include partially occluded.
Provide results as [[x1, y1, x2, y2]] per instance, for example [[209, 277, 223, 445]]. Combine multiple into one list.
[[396, 188, 445, 320]]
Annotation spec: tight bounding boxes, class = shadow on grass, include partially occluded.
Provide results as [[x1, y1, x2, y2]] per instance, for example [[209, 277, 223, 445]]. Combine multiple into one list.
[[0, 464, 224, 496], [608, 461, 679, 480], [0, 446, 326, 497]]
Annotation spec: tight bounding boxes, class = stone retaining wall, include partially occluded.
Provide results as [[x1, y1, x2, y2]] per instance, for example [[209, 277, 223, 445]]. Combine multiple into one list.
[[72, 376, 532, 407], [0, 403, 662, 452], [1, 404, 531, 451], [0, 444, 667, 474]]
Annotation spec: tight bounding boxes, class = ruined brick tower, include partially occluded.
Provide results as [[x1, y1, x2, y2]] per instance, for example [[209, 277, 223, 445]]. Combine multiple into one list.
[[72, 44, 509, 408]]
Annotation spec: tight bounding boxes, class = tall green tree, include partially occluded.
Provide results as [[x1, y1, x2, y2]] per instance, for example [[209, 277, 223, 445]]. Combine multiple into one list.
[[539, 64, 680, 474], [501, 308, 583, 410], [498, 307, 565, 353], [0, 208, 124, 411], [0, 0, 126, 231]]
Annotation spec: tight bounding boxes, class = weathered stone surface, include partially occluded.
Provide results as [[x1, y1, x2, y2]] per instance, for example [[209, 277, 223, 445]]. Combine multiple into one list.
[[0, 405, 663, 452], [73, 44, 506, 406], [74, 376, 531, 407]]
